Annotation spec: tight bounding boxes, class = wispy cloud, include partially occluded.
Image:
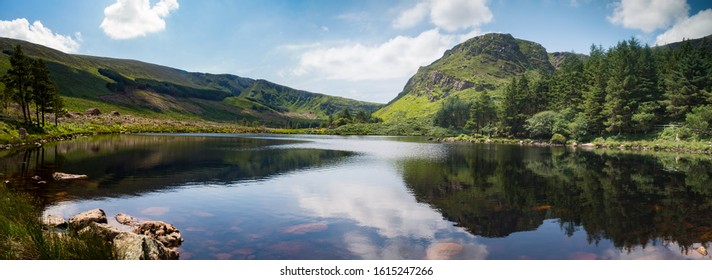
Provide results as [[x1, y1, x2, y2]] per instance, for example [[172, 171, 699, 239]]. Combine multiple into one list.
[[393, 0, 493, 32], [293, 28, 456, 81], [0, 18, 81, 53], [607, 0, 688, 33], [655, 9, 712, 45], [100, 0, 180, 40]]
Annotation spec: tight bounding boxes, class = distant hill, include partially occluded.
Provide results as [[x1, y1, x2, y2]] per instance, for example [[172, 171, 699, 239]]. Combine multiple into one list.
[[375, 33, 712, 126], [375, 33, 556, 122], [0, 37, 381, 127]]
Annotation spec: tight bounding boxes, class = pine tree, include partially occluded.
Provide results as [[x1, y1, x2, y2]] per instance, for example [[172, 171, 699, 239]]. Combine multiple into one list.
[[30, 59, 55, 127], [550, 54, 584, 112], [2, 45, 33, 124], [466, 90, 497, 135], [664, 40, 712, 120], [581, 45, 608, 135]]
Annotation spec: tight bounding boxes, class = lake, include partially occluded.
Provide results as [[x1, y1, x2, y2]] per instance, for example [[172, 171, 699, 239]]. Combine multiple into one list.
[[1, 134, 710, 260]]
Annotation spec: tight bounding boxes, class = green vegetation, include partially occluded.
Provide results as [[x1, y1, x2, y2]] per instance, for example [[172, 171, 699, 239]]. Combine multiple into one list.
[[0, 38, 381, 127], [2, 45, 62, 127], [0, 183, 115, 259], [401, 33, 711, 149]]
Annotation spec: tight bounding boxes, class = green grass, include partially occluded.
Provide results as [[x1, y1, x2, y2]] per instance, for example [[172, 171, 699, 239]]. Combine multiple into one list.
[[0, 184, 116, 259]]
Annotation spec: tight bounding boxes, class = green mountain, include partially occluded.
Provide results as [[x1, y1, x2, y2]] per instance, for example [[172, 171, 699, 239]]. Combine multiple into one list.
[[375, 33, 557, 122], [0, 37, 381, 126]]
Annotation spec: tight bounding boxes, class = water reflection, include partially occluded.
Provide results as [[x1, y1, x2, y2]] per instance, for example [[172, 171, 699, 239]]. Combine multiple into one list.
[[0, 134, 355, 206], [400, 143, 712, 257], [1, 134, 711, 259]]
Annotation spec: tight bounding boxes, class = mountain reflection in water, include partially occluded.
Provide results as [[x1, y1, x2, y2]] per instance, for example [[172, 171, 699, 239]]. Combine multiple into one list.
[[1, 134, 710, 259]]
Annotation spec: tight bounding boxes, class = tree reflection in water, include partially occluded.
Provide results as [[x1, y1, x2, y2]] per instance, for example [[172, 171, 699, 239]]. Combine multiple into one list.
[[400, 143, 712, 253]]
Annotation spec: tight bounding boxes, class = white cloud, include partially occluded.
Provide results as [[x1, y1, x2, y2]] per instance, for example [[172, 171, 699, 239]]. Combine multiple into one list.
[[607, 0, 689, 33], [293, 28, 456, 81], [0, 18, 81, 53], [393, 2, 430, 29], [393, 0, 493, 31], [100, 0, 179, 40], [655, 9, 712, 45], [430, 0, 493, 32]]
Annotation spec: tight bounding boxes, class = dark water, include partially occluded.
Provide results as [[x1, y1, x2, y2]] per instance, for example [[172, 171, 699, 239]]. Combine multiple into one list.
[[1, 134, 711, 260]]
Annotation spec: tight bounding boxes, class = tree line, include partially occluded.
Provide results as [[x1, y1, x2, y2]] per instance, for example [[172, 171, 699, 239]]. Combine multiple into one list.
[[1, 45, 64, 127], [435, 37, 712, 142]]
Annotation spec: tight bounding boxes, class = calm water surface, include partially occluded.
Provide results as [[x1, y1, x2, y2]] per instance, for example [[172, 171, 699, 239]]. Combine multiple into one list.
[[1, 134, 711, 260]]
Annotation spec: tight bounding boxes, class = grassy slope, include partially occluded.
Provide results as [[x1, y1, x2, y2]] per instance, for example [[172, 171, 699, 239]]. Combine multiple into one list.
[[376, 33, 552, 124], [0, 37, 381, 126]]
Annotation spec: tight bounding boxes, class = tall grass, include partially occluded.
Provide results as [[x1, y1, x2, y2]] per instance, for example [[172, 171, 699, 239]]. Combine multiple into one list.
[[0, 184, 115, 259]]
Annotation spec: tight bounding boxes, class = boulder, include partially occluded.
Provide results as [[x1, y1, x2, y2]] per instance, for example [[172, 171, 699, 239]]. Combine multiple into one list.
[[53, 172, 88, 180], [86, 108, 102, 116], [69, 209, 107, 229], [134, 221, 183, 248], [110, 111, 121, 116], [696, 246, 708, 257], [116, 213, 139, 226], [79, 222, 123, 241], [42, 215, 67, 228], [113, 232, 179, 260]]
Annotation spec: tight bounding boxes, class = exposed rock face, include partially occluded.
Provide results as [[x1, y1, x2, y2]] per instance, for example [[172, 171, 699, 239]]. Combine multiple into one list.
[[53, 172, 88, 180], [69, 209, 108, 229], [427, 71, 474, 92], [85, 108, 102, 116], [134, 221, 183, 248]]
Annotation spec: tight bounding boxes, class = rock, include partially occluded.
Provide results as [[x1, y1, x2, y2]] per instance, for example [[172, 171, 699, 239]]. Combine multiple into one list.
[[79, 222, 123, 241], [18, 128, 27, 139], [37, 181, 47, 184], [86, 108, 102, 116], [69, 209, 107, 229], [134, 221, 183, 248], [696, 246, 708, 257], [42, 215, 67, 228], [116, 213, 139, 226], [580, 143, 595, 149], [110, 111, 121, 116], [32, 175, 41, 181], [53, 172, 88, 180], [426, 242, 463, 260], [113, 232, 179, 260]]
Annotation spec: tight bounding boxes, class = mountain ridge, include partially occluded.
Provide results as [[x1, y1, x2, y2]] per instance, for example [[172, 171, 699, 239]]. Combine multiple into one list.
[[0, 37, 381, 127], [375, 33, 555, 121]]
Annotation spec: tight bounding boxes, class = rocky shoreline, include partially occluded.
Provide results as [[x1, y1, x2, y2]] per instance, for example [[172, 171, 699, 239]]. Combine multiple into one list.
[[431, 137, 712, 154], [43, 209, 183, 260]]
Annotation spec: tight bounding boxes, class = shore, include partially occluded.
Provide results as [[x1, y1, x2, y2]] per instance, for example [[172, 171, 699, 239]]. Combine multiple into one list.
[[433, 135, 712, 155], [2, 112, 711, 155]]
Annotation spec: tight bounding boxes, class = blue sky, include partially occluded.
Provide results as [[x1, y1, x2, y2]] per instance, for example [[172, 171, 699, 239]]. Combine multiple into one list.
[[1, 0, 711, 103]]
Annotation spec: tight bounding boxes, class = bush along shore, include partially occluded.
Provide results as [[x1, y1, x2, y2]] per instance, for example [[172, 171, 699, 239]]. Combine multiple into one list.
[[433, 134, 712, 154]]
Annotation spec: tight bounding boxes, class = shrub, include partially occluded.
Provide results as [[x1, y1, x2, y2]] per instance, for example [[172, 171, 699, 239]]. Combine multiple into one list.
[[550, 133, 567, 145]]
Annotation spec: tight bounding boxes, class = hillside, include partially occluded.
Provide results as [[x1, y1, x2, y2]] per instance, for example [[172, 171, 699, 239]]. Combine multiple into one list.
[[0, 37, 381, 127], [375, 33, 555, 122]]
